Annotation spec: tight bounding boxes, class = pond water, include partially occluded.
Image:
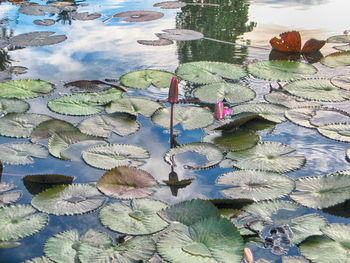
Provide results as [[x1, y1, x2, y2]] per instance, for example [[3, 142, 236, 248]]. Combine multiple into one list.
[[0, 0, 350, 262]]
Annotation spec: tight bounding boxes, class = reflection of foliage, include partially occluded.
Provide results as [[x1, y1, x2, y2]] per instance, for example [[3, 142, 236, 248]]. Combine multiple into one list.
[[176, 0, 256, 64], [55, 10, 73, 25], [0, 50, 10, 71]]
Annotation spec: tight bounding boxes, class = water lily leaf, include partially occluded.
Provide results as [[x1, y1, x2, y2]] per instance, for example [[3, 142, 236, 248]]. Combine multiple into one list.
[[105, 97, 163, 117], [176, 61, 247, 84], [164, 142, 223, 170], [64, 80, 126, 93], [156, 29, 203, 41], [157, 217, 244, 263], [153, 1, 187, 9], [25, 256, 53, 263], [310, 109, 350, 127], [290, 170, 350, 209], [0, 98, 30, 114], [226, 142, 306, 173], [334, 44, 350, 51], [264, 91, 321, 108], [18, 5, 60, 16], [97, 166, 157, 199], [23, 174, 75, 195], [152, 106, 214, 130], [231, 103, 287, 123], [113, 10, 164, 22], [33, 19, 55, 26], [320, 51, 350, 67], [31, 184, 107, 215], [73, 12, 101, 20], [82, 144, 150, 169], [0, 79, 54, 99], [284, 78, 350, 102], [285, 107, 317, 128], [10, 32, 67, 47], [282, 256, 309, 263], [327, 35, 350, 43], [137, 38, 173, 46], [78, 113, 140, 138], [193, 82, 255, 104], [0, 142, 48, 165], [331, 75, 350, 90], [317, 123, 350, 142], [0, 190, 22, 207], [0, 183, 15, 193], [247, 60, 317, 81], [0, 241, 21, 248], [119, 69, 174, 89], [0, 113, 52, 138], [0, 204, 48, 241], [157, 199, 219, 226], [44, 229, 113, 263], [217, 170, 295, 201], [99, 199, 168, 235]]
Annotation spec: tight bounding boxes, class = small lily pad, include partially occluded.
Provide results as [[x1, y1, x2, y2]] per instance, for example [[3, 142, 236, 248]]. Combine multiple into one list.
[[153, 1, 187, 9], [0, 79, 54, 99], [23, 174, 75, 195], [137, 38, 173, 46], [119, 69, 174, 89], [10, 32, 67, 47], [0, 142, 48, 165], [33, 19, 56, 26], [231, 103, 287, 123], [0, 190, 22, 207], [320, 51, 350, 67], [156, 29, 203, 41], [113, 10, 164, 22], [317, 123, 350, 142], [73, 12, 101, 20], [0, 98, 30, 114]]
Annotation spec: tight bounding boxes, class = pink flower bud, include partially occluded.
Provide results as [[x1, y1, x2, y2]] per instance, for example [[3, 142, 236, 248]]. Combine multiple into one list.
[[214, 101, 225, 119], [168, 77, 178, 104], [224, 107, 232, 116], [243, 248, 254, 263]]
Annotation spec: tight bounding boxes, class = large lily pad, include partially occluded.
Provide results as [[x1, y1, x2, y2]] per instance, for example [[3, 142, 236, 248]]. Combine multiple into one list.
[[0, 142, 48, 165], [231, 103, 287, 123], [119, 69, 174, 89], [320, 51, 350, 67], [23, 174, 75, 195], [0, 204, 48, 241], [317, 123, 350, 142], [82, 144, 150, 169], [0, 98, 30, 114], [31, 184, 107, 215], [176, 61, 247, 84], [217, 170, 295, 201], [193, 82, 255, 104], [10, 32, 67, 47], [0, 79, 54, 99], [99, 199, 168, 235], [97, 166, 157, 199], [290, 170, 350, 209], [264, 91, 321, 108]]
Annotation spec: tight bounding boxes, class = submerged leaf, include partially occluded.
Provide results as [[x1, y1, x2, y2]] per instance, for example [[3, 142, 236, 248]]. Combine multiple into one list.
[[10, 32, 67, 47], [0, 142, 48, 165], [0, 79, 53, 99], [119, 69, 174, 89]]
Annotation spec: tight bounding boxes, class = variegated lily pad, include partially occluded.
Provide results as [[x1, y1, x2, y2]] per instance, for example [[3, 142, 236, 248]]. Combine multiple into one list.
[[0, 79, 54, 99], [119, 69, 174, 89], [264, 91, 321, 108], [31, 184, 106, 215], [320, 51, 350, 67], [0, 142, 48, 165], [231, 103, 287, 123], [0, 98, 30, 114], [10, 32, 67, 47], [317, 123, 350, 142]]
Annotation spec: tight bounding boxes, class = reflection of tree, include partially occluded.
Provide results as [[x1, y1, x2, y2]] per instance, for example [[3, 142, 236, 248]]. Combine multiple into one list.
[[176, 0, 256, 64], [0, 19, 12, 70]]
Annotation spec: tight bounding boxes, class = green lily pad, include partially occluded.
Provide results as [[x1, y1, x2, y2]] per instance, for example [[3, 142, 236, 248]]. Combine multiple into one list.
[[0, 98, 30, 114], [283, 78, 350, 102], [285, 107, 319, 128], [231, 103, 287, 123], [25, 256, 53, 263], [317, 123, 350, 142], [290, 170, 350, 209], [0, 142, 48, 165], [31, 184, 107, 215], [23, 174, 75, 195], [331, 75, 350, 91], [120, 69, 174, 89], [175, 61, 247, 84], [226, 142, 306, 173], [0, 79, 54, 99], [152, 106, 214, 130], [164, 142, 223, 170], [99, 198, 168, 235], [193, 82, 255, 103], [264, 91, 321, 108], [247, 60, 317, 81], [82, 144, 150, 170], [282, 256, 309, 263], [0, 204, 48, 241], [157, 217, 244, 263], [217, 170, 295, 201], [320, 51, 350, 67]]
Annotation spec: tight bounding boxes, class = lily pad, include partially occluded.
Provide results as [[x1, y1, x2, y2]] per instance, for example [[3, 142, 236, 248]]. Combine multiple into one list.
[[226, 142, 306, 173], [282, 256, 309, 263], [137, 38, 173, 46], [164, 142, 223, 170], [113, 10, 164, 22], [193, 82, 255, 104], [290, 170, 350, 209], [0, 204, 48, 241], [156, 29, 203, 41], [82, 144, 150, 170], [18, 5, 60, 16], [285, 107, 318, 128], [33, 19, 56, 26], [176, 61, 247, 84], [217, 170, 295, 201], [25, 256, 53, 263], [331, 75, 350, 90], [153, 1, 187, 9], [31, 184, 107, 215], [264, 91, 321, 108], [119, 69, 174, 89], [0, 190, 22, 207], [0, 79, 54, 99], [231, 103, 287, 123], [99, 198, 168, 235], [23, 174, 75, 195], [320, 51, 350, 67], [0, 142, 48, 165], [327, 35, 350, 43], [152, 106, 214, 130], [247, 60, 317, 81], [317, 123, 350, 142], [10, 32, 67, 47], [73, 12, 101, 20], [157, 217, 244, 263], [0, 98, 30, 114], [97, 166, 157, 199]]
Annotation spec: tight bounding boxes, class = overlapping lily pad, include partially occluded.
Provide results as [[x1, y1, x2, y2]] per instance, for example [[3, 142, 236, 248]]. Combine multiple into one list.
[[23, 174, 75, 195], [320, 51, 350, 67], [31, 184, 107, 215], [99, 198, 168, 235], [317, 123, 350, 142], [231, 103, 287, 123], [264, 91, 321, 108], [119, 69, 174, 89], [10, 32, 67, 47], [0, 98, 30, 114], [0, 79, 54, 99], [331, 75, 350, 90], [0, 142, 48, 165], [0, 183, 22, 207]]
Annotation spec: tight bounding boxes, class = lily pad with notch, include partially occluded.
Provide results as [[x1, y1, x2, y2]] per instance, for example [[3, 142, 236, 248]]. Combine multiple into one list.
[[23, 174, 75, 195], [119, 69, 174, 89], [10, 32, 67, 47], [0, 79, 54, 99], [0, 142, 48, 165]]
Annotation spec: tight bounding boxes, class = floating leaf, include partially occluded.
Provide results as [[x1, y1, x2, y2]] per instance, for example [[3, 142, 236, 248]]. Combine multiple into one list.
[[18, 5, 60, 16], [73, 12, 101, 20], [33, 19, 55, 26], [0, 183, 15, 193], [226, 142, 306, 173], [99, 199, 168, 235], [156, 29, 203, 41], [282, 256, 309, 263], [153, 1, 187, 9], [327, 35, 350, 43], [285, 107, 317, 128], [137, 38, 173, 46], [0, 204, 48, 241], [290, 170, 350, 209], [309, 108, 350, 127], [64, 80, 126, 93], [164, 142, 223, 170], [0, 98, 30, 114], [82, 144, 150, 170], [0, 142, 48, 165], [31, 184, 106, 215], [176, 61, 247, 84], [25, 256, 53, 263], [0, 241, 21, 248], [331, 75, 350, 90], [23, 174, 75, 195], [0, 79, 54, 99], [157, 217, 244, 263], [247, 60, 317, 81], [10, 32, 67, 47], [113, 10, 164, 22], [0, 190, 22, 207], [0, 113, 52, 138], [158, 199, 219, 226], [193, 82, 255, 104], [119, 69, 174, 89], [97, 166, 157, 199], [317, 123, 350, 142], [320, 51, 350, 67], [264, 91, 321, 108], [152, 106, 214, 130], [217, 170, 295, 201], [231, 103, 287, 123]]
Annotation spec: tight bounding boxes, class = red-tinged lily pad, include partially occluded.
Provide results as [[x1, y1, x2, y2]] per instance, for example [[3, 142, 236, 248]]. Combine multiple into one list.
[[97, 166, 157, 199], [113, 10, 164, 22]]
